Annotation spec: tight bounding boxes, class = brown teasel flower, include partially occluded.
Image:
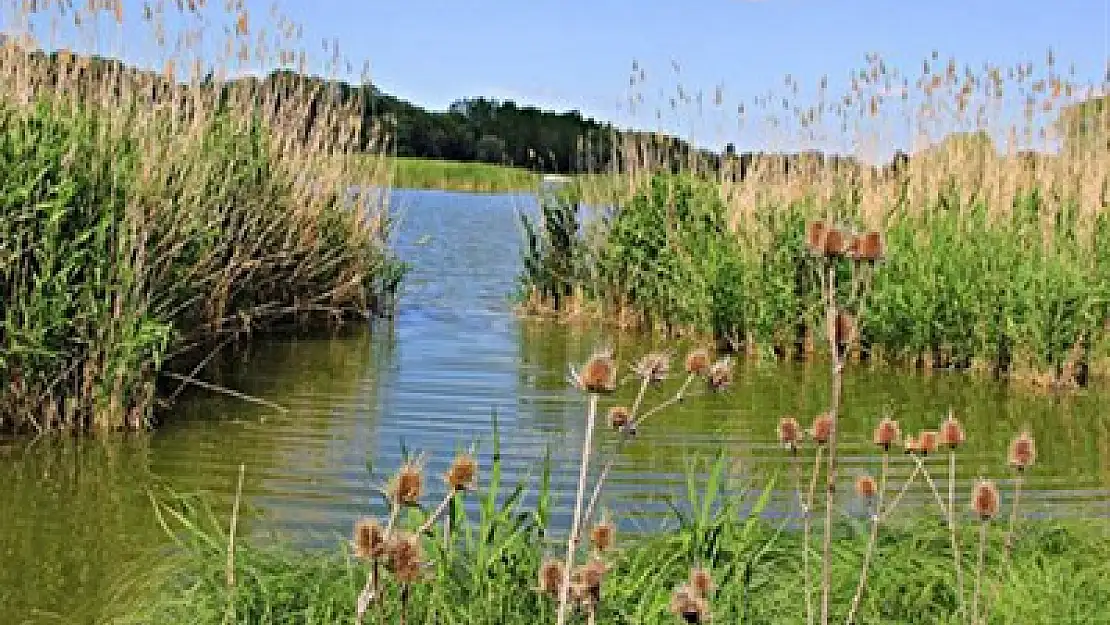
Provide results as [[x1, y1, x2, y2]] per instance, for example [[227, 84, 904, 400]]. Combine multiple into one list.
[[607, 405, 632, 431], [445, 452, 478, 491], [835, 310, 857, 346], [805, 220, 828, 256], [855, 474, 878, 500], [918, 430, 939, 456], [971, 479, 1001, 521], [575, 349, 617, 394], [848, 231, 885, 262], [634, 351, 671, 384], [384, 532, 425, 583], [810, 412, 834, 445], [670, 583, 712, 623], [939, 411, 965, 449], [685, 348, 711, 376], [873, 417, 901, 451], [590, 517, 616, 553], [903, 434, 919, 454], [537, 558, 565, 596], [778, 416, 802, 451], [573, 557, 608, 605], [1008, 431, 1036, 471], [689, 566, 715, 597], [707, 358, 733, 391], [353, 517, 386, 560], [391, 459, 424, 506]]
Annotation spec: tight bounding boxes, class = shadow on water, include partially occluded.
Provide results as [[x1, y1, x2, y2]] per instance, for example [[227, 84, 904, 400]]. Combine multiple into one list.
[[1, 189, 1109, 623]]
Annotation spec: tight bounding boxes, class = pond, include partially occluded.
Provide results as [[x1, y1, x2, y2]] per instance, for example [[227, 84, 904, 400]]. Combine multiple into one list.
[[1, 189, 1108, 623]]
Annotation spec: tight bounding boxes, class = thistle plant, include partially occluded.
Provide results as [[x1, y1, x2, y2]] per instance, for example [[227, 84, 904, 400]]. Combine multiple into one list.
[[1004, 430, 1036, 561]]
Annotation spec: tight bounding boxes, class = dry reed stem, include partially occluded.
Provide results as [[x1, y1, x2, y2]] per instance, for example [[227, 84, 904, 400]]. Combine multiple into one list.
[[845, 452, 888, 624], [355, 503, 399, 624], [804, 444, 825, 625], [555, 392, 599, 625], [972, 520, 988, 625], [1004, 472, 1024, 563], [821, 262, 841, 625], [948, 450, 965, 618], [418, 490, 456, 535]]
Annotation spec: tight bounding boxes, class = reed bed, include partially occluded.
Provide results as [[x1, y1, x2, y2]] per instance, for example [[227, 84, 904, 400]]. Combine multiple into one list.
[[519, 51, 1110, 387], [0, 1, 403, 431]]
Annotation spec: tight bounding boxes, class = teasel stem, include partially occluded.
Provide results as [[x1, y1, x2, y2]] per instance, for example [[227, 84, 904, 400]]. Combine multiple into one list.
[[556, 392, 599, 625], [845, 452, 887, 624], [581, 374, 695, 530], [418, 489, 456, 535], [803, 444, 825, 625], [355, 503, 399, 625], [880, 458, 921, 523], [947, 450, 965, 618], [821, 261, 841, 625], [586, 602, 597, 625], [913, 453, 949, 518], [399, 583, 410, 625], [1004, 470, 1024, 563], [972, 519, 988, 625]]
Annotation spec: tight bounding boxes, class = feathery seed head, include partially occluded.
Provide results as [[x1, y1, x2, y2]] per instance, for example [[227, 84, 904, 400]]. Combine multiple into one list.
[[634, 351, 671, 384], [353, 517, 385, 560], [445, 452, 478, 491], [810, 412, 834, 445], [873, 417, 901, 451], [685, 348, 711, 376], [778, 416, 802, 451], [971, 479, 1001, 521], [1009, 431, 1036, 471]]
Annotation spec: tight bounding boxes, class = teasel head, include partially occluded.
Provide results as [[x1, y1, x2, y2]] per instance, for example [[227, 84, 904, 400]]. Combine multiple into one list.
[[810, 412, 833, 445], [574, 348, 617, 394], [607, 405, 632, 433], [939, 410, 965, 450], [806, 220, 828, 256], [573, 557, 608, 605], [590, 514, 616, 553], [390, 458, 425, 506], [353, 517, 386, 560], [445, 452, 478, 492], [822, 225, 849, 257], [778, 416, 802, 452], [1008, 430, 1036, 472], [670, 583, 712, 623], [903, 434, 919, 455], [835, 310, 857, 347], [384, 532, 426, 584], [849, 231, 885, 262], [873, 417, 900, 452], [634, 351, 671, 385], [918, 430, 939, 456], [855, 473, 878, 500], [685, 348, 711, 376], [537, 558, 565, 597], [707, 358, 733, 392], [971, 479, 1001, 521], [689, 566, 715, 597]]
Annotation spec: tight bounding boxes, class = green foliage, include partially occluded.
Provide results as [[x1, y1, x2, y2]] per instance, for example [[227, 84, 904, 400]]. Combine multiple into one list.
[[519, 186, 584, 309]]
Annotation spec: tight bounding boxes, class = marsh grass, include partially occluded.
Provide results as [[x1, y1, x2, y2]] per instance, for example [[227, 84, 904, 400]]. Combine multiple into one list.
[[0, 2, 403, 431]]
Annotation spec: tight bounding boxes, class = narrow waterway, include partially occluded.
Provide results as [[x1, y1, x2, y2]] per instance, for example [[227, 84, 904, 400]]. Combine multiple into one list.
[[1, 189, 1108, 624]]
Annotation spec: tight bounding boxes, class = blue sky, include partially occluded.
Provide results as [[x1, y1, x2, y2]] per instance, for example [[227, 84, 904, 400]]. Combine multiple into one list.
[[16, 0, 1110, 157]]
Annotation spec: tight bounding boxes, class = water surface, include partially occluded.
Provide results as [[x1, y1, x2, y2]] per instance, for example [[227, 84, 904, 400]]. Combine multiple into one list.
[[1, 189, 1108, 624]]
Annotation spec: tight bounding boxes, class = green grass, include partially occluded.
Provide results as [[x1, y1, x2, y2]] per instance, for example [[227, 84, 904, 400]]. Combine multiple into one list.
[[382, 156, 543, 193], [107, 447, 1110, 625]]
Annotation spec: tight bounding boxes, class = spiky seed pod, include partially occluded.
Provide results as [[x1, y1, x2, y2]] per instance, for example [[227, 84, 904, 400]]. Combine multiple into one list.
[[919, 430, 939, 456], [806, 220, 828, 255], [634, 351, 671, 384], [577, 350, 617, 394], [537, 558, 565, 596], [823, 226, 849, 257], [707, 358, 733, 391], [574, 558, 607, 605], [873, 417, 901, 451], [1009, 431, 1036, 471], [670, 584, 712, 623], [778, 416, 802, 451], [689, 567, 715, 597], [353, 517, 385, 560], [810, 412, 833, 445], [855, 474, 878, 500], [971, 479, 1001, 521], [607, 406, 631, 431], [685, 348, 711, 376], [940, 413, 965, 449], [903, 435, 919, 454], [384, 532, 425, 583], [590, 518, 615, 552], [445, 452, 477, 491], [850, 231, 885, 262], [391, 460, 424, 506], [835, 310, 857, 346]]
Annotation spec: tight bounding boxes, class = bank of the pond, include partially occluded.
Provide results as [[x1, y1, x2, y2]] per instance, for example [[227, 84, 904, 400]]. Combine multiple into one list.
[[520, 173, 1110, 388], [383, 156, 543, 193], [111, 501, 1110, 625]]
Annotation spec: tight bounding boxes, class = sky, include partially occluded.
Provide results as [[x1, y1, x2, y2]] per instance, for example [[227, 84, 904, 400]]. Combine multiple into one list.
[[9, 0, 1110, 159]]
